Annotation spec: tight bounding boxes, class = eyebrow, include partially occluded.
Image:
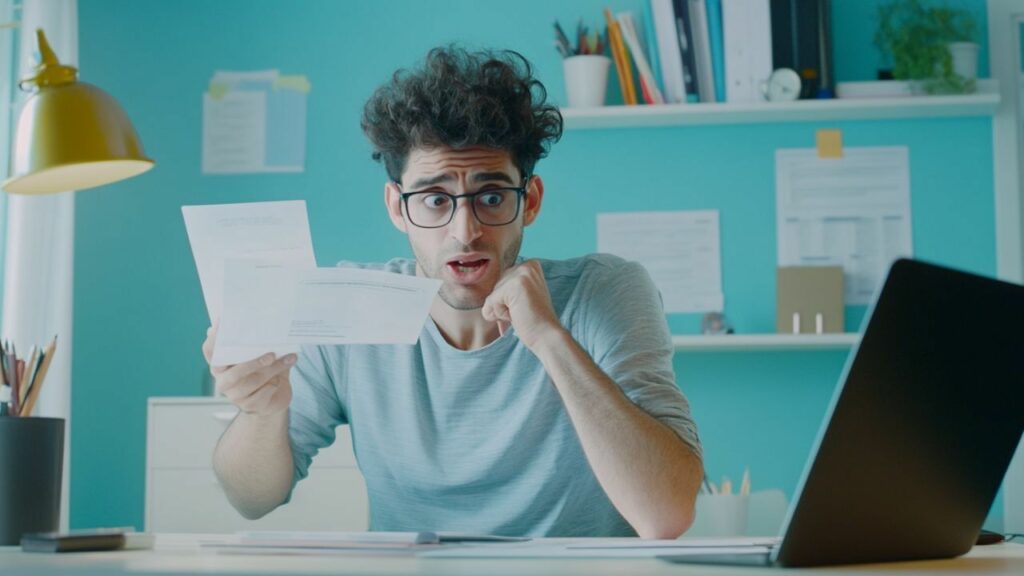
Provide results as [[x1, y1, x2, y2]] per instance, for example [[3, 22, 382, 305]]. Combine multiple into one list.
[[407, 171, 515, 190]]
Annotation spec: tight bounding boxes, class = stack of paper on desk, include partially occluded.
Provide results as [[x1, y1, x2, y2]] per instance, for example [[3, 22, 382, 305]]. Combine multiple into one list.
[[200, 533, 777, 558], [199, 531, 529, 556], [417, 536, 779, 559], [183, 201, 441, 366]]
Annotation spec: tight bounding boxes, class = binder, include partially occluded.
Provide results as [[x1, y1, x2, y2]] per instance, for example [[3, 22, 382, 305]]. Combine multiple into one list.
[[722, 0, 773, 102], [673, 0, 700, 102], [688, 0, 717, 102], [770, 0, 833, 99], [706, 0, 726, 102], [651, 0, 688, 104]]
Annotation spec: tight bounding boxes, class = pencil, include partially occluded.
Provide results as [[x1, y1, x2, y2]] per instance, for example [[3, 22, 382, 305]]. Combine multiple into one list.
[[20, 336, 56, 418], [9, 343, 19, 417], [19, 346, 37, 407]]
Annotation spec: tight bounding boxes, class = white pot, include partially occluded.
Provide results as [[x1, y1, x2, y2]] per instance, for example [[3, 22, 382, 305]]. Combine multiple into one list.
[[948, 42, 979, 81], [562, 55, 611, 108]]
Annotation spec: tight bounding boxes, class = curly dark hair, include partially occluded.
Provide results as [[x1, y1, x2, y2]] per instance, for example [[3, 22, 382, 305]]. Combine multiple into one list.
[[361, 46, 563, 183]]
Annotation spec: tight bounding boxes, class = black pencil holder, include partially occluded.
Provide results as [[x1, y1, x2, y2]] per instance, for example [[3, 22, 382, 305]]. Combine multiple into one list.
[[0, 416, 64, 545]]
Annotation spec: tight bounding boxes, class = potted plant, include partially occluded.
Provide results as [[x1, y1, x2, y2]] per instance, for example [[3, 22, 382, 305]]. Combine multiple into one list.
[[874, 0, 978, 94]]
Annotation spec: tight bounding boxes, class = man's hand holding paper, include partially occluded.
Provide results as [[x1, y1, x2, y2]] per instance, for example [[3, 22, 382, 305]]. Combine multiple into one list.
[[202, 324, 295, 416], [183, 200, 442, 367]]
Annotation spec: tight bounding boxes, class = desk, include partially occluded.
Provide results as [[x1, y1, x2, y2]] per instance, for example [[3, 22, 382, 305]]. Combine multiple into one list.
[[2, 535, 1023, 575]]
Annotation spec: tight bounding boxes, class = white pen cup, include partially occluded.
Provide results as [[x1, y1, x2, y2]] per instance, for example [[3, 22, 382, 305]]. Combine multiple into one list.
[[692, 494, 749, 537], [562, 55, 611, 108]]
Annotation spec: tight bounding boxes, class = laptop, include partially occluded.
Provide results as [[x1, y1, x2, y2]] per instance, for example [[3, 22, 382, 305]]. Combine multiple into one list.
[[662, 258, 1024, 568]]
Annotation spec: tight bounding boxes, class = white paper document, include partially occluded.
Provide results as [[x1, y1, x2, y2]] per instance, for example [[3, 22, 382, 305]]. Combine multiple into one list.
[[597, 211, 724, 313], [776, 147, 913, 305], [215, 262, 441, 366], [203, 69, 310, 174], [183, 201, 316, 363], [419, 536, 779, 558]]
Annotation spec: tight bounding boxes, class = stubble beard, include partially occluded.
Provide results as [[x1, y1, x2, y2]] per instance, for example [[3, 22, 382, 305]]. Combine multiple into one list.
[[416, 233, 524, 311]]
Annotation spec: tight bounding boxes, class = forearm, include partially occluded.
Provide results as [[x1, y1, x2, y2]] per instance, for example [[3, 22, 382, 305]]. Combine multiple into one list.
[[212, 410, 295, 519], [534, 329, 703, 539]]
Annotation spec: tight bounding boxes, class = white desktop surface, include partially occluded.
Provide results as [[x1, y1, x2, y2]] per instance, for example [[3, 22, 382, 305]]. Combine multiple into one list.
[[1, 535, 1023, 575]]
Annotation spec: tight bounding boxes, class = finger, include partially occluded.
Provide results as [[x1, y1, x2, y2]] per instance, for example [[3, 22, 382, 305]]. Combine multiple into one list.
[[217, 353, 290, 395], [225, 354, 295, 397], [202, 326, 217, 363], [481, 297, 510, 324]]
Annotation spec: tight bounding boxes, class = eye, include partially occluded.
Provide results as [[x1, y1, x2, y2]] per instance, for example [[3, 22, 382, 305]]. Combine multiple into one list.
[[477, 192, 505, 207], [421, 194, 450, 209]]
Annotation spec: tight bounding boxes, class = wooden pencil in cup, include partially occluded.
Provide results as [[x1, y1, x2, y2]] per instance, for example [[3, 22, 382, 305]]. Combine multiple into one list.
[[19, 346, 37, 407], [19, 336, 57, 417]]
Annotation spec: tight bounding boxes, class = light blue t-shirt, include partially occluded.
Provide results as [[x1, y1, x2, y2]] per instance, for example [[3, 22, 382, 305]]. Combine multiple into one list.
[[287, 253, 702, 537]]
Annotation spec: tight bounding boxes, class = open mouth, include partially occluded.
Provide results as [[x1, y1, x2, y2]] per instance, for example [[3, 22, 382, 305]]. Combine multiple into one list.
[[448, 259, 488, 273], [445, 255, 491, 282]]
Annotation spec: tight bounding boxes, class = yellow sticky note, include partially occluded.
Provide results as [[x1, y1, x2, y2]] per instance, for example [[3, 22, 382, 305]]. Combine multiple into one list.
[[816, 129, 843, 158], [273, 75, 311, 94], [208, 81, 230, 100]]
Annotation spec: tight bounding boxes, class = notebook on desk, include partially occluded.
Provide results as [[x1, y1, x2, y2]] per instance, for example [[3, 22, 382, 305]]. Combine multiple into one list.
[[663, 258, 1024, 568]]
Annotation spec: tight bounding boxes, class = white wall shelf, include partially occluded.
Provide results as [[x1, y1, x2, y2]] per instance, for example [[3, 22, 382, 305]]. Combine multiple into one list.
[[563, 81, 1000, 130], [673, 333, 860, 352]]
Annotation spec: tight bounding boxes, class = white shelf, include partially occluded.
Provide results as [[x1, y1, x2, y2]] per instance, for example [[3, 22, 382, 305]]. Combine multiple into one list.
[[672, 333, 860, 352], [563, 81, 1000, 130]]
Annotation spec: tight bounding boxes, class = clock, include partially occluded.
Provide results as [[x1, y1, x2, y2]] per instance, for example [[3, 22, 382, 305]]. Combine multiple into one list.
[[762, 68, 802, 102]]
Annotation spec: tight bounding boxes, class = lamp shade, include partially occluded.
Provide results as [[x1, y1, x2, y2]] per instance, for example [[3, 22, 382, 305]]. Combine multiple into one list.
[[2, 29, 153, 195]]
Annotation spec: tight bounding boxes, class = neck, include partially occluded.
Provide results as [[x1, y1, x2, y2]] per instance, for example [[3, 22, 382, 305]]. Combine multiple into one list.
[[429, 297, 501, 351]]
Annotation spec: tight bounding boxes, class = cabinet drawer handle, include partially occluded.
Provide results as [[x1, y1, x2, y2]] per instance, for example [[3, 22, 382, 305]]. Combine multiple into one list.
[[211, 411, 238, 423]]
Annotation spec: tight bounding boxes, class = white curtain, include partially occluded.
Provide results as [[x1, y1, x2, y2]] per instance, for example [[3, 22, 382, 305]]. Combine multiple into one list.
[[1, 0, 77, 531]]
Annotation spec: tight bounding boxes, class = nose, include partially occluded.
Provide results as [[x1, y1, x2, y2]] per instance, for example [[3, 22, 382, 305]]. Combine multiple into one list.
[[448, 197, 482, 245]]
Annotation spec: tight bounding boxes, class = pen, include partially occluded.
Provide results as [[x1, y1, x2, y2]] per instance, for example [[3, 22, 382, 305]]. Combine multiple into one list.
[[553, 21, 573, 58]]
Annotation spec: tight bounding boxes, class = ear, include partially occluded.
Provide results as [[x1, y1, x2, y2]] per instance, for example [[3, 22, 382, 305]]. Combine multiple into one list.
[[385, 181, 408, 233], [522, 174, 544, 227]]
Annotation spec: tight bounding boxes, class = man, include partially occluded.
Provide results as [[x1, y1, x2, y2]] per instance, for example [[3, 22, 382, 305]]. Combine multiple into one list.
[[205, 47, 703, 538]]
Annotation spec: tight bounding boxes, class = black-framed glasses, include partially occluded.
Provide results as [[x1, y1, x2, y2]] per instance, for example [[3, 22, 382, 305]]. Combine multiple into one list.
[[397, 177, 530, 229]]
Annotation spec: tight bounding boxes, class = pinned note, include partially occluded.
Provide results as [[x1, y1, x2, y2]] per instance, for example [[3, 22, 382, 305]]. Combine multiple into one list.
[[203, 70, 310, 174], [775, 146, 913, 305], [815, 129, 843, 158]]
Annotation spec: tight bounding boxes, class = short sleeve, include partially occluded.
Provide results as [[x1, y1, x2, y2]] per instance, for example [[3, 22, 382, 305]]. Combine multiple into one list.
[[579, 257, 703, 460], [286, 344, 348, 498]]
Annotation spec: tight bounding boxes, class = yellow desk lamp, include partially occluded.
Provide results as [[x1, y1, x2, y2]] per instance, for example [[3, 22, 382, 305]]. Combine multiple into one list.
[[2, 28, 153, 194]]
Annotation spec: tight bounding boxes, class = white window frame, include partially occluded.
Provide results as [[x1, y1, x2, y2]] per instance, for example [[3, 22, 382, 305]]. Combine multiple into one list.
[[988, 0, 1024, 534]]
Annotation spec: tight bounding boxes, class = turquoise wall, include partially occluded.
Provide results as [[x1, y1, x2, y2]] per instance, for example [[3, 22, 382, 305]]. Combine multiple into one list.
[[73, 0, 1001, 531]]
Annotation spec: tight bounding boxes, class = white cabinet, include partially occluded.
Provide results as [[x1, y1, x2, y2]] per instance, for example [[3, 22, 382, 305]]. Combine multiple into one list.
[[146, 397, 368, 532]]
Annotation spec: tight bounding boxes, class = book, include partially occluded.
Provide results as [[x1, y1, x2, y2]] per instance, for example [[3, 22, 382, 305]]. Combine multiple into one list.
[[641, 1, 664, 97], [618, 11, 665, 104], [770, 0, 832, 99], [706, 0, 726, 102], [650, 0, 688, 104], [673, 0, 700, 102], [604, 7, 638, 105], [688, 0, 717, 102]]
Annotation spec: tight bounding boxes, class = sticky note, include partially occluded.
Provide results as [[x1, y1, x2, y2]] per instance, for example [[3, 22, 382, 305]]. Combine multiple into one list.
[[816, 129, 843, 158], [273, 75, 312, 94], [208, 81, 230, 100]]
